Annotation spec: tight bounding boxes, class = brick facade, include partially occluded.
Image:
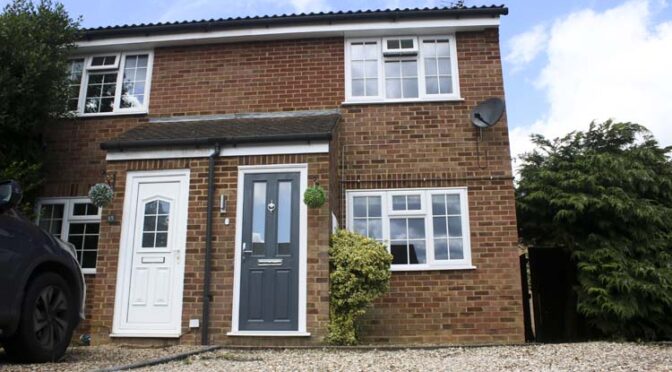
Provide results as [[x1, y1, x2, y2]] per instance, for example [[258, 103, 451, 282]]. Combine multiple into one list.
[[40, 27, 524, 345]]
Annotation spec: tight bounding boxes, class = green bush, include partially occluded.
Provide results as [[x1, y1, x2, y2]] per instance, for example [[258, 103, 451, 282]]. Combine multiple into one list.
[[303, 185, 326, 208], [327, 229, 392, 345]]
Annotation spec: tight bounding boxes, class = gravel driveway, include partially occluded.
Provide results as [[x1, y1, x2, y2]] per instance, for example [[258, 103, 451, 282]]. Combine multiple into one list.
[[0, 342, 670, 371], [0, 344, 201, 371], [139, 342, 671, 372]]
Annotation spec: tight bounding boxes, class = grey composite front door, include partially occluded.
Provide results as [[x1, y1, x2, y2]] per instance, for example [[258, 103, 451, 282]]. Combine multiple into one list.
[[239, 172, 300, 331]]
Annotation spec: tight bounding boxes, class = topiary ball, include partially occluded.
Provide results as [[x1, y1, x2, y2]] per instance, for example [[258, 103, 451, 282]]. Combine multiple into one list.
[[88, 183, 114, 208], [303, 185, 326, 208]]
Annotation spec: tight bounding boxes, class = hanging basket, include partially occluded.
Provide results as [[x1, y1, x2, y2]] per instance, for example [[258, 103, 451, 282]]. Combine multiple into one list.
[[88, 183, 114, 208], [303, 185, 326, 209]]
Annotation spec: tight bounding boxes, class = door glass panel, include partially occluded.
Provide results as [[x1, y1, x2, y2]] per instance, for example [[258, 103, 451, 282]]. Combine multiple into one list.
[[277, 181, 291, 255], [251, 181, 266, 255], [141, 200, 170, 248]]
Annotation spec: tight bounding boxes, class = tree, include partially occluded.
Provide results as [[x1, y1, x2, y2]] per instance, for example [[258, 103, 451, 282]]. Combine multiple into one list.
[[517, 120, 672, 340], [0, 0, 79, 210]]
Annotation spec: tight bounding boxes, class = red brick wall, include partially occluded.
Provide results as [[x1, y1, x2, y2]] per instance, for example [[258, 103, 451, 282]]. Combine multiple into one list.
[[40, 28, 523, 345]]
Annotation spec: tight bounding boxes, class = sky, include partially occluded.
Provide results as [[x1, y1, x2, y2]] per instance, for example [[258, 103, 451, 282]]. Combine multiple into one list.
[[4, 0, 671, 165]]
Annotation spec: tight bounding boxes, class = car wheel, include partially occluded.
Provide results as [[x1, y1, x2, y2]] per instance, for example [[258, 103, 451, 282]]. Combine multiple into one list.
[[3, 272, 77, 363]]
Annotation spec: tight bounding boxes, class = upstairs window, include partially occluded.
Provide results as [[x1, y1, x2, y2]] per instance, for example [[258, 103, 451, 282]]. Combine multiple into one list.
[[345, 36, 460, 103], [68, 51, 153, 116]]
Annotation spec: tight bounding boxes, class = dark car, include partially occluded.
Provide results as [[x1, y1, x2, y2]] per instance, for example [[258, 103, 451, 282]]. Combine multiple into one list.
[[0, 180, 85, 363]]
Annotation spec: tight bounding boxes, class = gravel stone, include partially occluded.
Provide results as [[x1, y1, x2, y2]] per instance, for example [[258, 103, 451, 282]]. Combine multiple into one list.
[[138, 342, 672, 372], [0, 344, 202, 371]]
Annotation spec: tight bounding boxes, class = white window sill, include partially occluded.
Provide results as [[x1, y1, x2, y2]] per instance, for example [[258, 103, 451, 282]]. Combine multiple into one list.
[[82, 269, 96, 275], [342, 97, 464, 106], [227, 331, 311, 337], [391, 264, 476, 272], [109, 332, 181, 338], [74, 110, 148, 118]]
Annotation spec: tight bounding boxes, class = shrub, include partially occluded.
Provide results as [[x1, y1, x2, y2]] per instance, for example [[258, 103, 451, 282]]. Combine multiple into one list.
[[327, 229, 392, 345]]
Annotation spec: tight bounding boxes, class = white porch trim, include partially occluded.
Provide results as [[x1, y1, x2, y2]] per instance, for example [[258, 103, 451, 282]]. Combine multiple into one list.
[[230, 163, 309, 336], [105, 141, 329, 161]]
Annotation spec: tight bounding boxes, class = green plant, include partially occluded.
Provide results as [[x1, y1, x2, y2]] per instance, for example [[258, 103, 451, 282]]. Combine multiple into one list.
[[517, 120, 672, 340], [303, 184, 326, 208], [327, 229, 392, 345], [88, 183, 114, 208]]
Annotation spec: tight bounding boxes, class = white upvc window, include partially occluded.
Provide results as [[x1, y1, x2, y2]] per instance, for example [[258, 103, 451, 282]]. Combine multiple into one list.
[[36, 197, 102, 274], [346, 188, 474, 271], [67, 51, 154, 116], [345, 35, 461, 103]]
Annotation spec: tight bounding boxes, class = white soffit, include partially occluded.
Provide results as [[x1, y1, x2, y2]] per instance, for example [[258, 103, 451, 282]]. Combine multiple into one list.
[[76, 17, 500, 53]]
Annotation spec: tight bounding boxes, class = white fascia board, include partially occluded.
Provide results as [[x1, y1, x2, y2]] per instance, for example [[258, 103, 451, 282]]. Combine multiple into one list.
[[76, 17, 500, 53], [105, 141, 329, 161]]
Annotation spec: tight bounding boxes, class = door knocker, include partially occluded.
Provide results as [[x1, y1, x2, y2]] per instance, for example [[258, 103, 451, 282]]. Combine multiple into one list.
[[267, 200, 276, 213]]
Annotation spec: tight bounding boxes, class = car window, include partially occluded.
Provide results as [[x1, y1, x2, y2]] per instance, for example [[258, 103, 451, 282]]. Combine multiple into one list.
[[0, 183, 10, 202]]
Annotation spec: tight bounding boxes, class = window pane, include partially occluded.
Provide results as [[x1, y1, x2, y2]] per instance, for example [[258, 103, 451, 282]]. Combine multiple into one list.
[[390, 219, 407, 240], [448, 216, 462, 237], [408, 218, 425, 239], [409, 240, 426, 264], [386, 79, 401, 98], [143, 216, 156, 232], [424, 59, 437, 76], [368, 219, 383, 240], [432, 195, 446, 215], [402, 78, 418, 98], [277, 181, 291, 244], [352, 61, 364, 79], [82, 250, 97, 269], [439, 77, 452, 94], [365, 79, 378, 96], [364, 43, 378, 59], [422, 41, 436, 57], [142, 233, 155, 248], [391, 242, 408, 265], [438, 58, 452, 75], [385, 61, 400, 78], [387, 39, 400, 49], [434, 238, 448, 260], [156, 216, 169, 232], [365, 61, 377, 78], [392, 195, 405, 210], [400, 39, 414, 49], [91, 55, 116, 66], [436, 41, 450, 56], [73, 202, 97, 216], [401, 61, 417, 77], [353, 219, 367, 236], [145, 200, 157, 214], [353, 197, 367, 217], [69, 223, 85, 235], [155, 233, 168, 247], [449, 238, 464, 259], [252, 182, 266, 244], [368, 197, 382, 217], [159, 200, 170, 214], [426, 76, 439, 94], [121, 55, 149, 109], [433, 217, 447, 239], [407, 195, 421, 210], [85, 73, 117, 113], [352, 79, 364, 96], [446, 194, 461, 214], [351, 43, 363, 59]]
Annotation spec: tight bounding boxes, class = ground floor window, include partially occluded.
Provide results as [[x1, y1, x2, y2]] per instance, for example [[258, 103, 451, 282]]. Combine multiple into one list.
[[346, 188, 473, 271], [36, 197, 101, 274]]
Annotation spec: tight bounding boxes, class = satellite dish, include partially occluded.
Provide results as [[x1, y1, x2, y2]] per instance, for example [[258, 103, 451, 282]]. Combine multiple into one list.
[[470, 98, 505, 129]]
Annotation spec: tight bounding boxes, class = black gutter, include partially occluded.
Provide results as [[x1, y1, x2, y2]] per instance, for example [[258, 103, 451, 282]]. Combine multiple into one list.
[[202, 144, 220, 345], [100, 132, 332, 151], [81, 6, 508, 40]]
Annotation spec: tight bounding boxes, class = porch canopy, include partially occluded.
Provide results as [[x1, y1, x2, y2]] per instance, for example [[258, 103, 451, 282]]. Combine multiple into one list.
[[101, 110, 340, 151]]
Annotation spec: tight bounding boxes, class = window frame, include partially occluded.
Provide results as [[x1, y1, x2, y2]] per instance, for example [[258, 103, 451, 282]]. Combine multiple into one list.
[[35, 197, 102, 274], [346, 187, 474, 271], [69, 50, 154, 117], [344, 35, 461, 104]]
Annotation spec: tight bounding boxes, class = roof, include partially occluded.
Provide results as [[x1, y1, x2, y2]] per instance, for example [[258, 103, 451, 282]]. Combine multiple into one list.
[[100, 111, 340, 151], [80, 5, 508, 40]]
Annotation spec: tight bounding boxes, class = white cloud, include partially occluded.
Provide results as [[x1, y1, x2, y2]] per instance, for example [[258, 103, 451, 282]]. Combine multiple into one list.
[[290, 0, 330, 13], [505, 24, 548, 69], [510, 0, 672, 168]]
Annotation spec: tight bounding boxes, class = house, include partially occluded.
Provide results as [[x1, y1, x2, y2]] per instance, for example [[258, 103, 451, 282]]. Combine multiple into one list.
[[36, 5, 524, 345]]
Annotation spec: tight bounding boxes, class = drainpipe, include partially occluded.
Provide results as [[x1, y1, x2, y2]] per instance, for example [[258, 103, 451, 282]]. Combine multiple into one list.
[[202, 144, 220, 345]]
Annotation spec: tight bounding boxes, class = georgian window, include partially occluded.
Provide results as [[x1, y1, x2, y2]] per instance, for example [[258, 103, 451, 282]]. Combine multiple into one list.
[[36, 198, 102, 274], [345, 36, 460, 103], [67, 51, 153, 116], [347, 188, 473, 271]]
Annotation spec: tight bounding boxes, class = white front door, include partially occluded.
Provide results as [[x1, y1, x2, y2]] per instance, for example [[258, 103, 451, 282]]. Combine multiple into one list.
[[112, 170, 190, 337]]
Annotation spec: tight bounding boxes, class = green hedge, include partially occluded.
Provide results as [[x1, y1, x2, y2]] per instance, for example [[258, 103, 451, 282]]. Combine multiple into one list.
[[327, 229, 392, 345]]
